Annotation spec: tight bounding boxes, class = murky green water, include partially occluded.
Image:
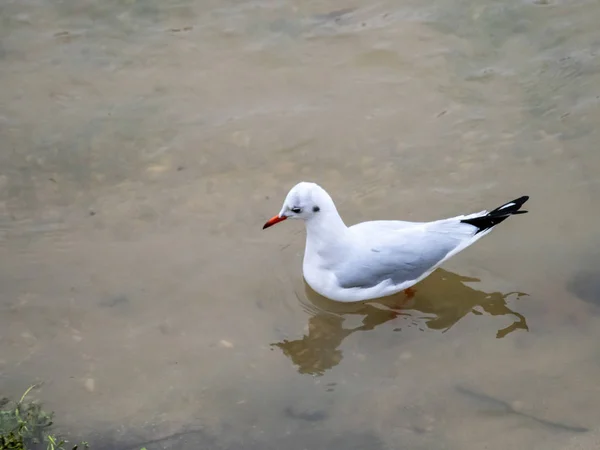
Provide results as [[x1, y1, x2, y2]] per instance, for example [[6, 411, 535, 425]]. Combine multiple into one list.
[[1, 0, 599, 449]]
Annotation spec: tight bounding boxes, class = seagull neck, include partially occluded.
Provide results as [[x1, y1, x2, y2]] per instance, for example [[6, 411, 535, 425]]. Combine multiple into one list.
[[304, 210, 348, 244]]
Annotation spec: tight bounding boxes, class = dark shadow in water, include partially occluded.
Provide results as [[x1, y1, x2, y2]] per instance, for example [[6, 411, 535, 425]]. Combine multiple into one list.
[[456, 385, 588, 433], [567, 270, 600, 307], [86, 428, 384, 450], [272, 269, 528, 376], [565, 252, 600, 308]]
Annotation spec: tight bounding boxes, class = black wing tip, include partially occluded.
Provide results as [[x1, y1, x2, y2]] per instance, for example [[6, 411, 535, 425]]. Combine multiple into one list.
[[489, 195, 530, 215], [513, 195, 529, 207], [461, 195, 530, 233]]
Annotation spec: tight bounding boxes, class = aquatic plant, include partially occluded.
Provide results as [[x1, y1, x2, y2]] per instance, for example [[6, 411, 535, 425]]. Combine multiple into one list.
[[0, 385, 88, 450]]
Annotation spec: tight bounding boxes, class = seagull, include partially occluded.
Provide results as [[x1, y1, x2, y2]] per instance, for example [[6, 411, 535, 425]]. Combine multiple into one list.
[[263, 182, 529, 302]]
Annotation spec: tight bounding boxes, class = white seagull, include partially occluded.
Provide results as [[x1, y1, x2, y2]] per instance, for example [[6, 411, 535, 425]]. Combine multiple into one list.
[[263, 182, 529, 302]]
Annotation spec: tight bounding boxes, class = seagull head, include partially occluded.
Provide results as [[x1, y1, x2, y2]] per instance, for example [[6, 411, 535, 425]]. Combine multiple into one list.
[[263, 182, 336, 229]]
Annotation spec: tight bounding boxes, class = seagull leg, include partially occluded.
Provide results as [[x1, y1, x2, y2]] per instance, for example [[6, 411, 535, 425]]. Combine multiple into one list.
[[391, 288, 416, 310]]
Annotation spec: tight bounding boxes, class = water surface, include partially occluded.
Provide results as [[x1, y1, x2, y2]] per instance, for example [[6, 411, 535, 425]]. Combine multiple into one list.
[[1, 0, 600, 449]]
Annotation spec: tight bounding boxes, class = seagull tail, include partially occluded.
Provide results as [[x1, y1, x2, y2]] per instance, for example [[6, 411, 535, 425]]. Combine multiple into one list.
[[461, 196, 529, 234]]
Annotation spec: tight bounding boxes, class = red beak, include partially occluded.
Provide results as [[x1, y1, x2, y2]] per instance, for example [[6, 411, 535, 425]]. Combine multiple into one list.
[[263, 214, 287, 229]]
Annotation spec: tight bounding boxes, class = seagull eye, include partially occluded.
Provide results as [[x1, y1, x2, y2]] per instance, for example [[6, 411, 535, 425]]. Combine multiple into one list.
[[291, 207, 302, 214]]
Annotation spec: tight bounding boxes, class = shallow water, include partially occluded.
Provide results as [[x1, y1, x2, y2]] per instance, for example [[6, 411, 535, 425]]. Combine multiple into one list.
[[1, 0, 600, 449]]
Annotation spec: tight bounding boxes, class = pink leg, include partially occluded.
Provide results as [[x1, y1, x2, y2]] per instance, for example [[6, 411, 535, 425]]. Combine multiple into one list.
[[391, 288, 416, 309], [404, 287, 416, 300]]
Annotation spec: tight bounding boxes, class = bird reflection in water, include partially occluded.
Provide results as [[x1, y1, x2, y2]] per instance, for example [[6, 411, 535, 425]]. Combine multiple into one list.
[[272, 269, 528, 376]]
